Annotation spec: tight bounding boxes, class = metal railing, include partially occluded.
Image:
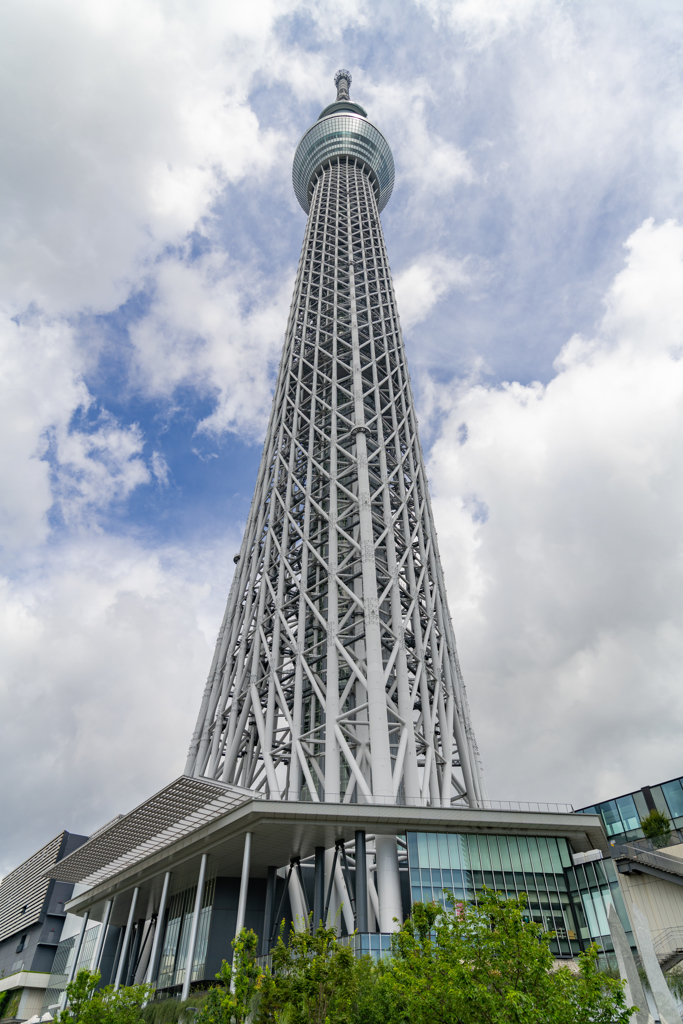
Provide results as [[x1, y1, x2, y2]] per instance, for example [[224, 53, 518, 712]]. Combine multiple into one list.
[[476, 799, 575, 814], [653, 926, 683, 955], [612, 842, 683, 879]]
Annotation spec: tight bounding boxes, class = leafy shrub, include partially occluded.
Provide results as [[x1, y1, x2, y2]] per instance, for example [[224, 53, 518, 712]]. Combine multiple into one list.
[[640, 808, 672, 848]]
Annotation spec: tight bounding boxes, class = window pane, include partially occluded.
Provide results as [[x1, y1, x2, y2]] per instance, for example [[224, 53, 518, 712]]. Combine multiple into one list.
[[536, 837, 554, 873], [547, 838, 564, 873], [662, 781, 683, 819], [518, 838, 532, 872], [488, 837, 503, 874], [598, 800, 623, 836], [615, 795, 640, 831], [508, 838, 522, 872], [467, 836, 481, 872], [527, 838, 543, 873], [448, 833, 464, 869]]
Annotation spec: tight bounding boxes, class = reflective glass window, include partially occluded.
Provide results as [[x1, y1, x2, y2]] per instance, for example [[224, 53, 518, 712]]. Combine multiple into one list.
[[528, 838, 543, 873], [478, 837, 491, 872], [597, 800, 623, 836], [488, 837, 503, 874], [518, 838, 532, 872], [467, 837, 481, 871], [615, 795, 640, 831], [662, 780, 683, 819], [537, 838, 554, 874], [437, 833, 450, 868], [508, 838, 522, 872]]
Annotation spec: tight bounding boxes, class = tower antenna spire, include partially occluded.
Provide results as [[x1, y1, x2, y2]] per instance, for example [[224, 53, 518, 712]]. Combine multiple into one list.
[[334, 68, 352, 101]]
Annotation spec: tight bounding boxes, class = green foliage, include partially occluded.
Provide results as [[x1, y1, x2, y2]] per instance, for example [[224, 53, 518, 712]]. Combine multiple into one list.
[[0, 990, 11, 1018], [640, 808, 672, 847], [59, 968, 100, 1021], [58, 968, 154, 1024], [141, 992, 208, 1023], [2, 988, 23, 1020], [663, 964, 683, 999], [256, 921, 358, 1024], [197, 929, 263, 1024], [210, 892, 634, 1024], [379, 889, 634, 1024]]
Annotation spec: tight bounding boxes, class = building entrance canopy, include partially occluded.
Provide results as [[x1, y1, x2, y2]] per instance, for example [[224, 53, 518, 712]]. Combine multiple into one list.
[[45, 776, 260, 889]]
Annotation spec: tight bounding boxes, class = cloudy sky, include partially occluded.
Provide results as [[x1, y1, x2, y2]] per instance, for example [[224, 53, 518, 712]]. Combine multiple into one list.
[[2, 0, 683, 874]]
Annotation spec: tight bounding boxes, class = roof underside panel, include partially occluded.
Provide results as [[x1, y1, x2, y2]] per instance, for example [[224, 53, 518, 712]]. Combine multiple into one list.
[[45, 776, 259, 887]]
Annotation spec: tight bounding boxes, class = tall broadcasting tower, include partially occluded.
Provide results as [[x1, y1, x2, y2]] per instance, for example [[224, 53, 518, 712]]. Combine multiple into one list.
[[186, 71, 484, 926]]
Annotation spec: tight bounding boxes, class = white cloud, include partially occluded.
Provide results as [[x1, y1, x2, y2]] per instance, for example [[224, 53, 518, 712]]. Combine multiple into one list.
[[129, 249, 292, 439], [0, 533, 236, 876], [415, 0, 549, 47], [428, 219, 683, 806], [0, 0, 290, 315], [369, 78, 475, 198], [394, 253, 471, 330], [151, 450, 170, 487], [52, 414, 150, 523]]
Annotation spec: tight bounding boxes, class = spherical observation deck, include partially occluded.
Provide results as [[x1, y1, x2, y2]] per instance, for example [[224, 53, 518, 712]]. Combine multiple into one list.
[[292, 71, 395, 215]]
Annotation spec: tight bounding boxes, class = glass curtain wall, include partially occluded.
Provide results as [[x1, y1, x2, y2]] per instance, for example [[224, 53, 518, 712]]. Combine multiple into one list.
[[157, 877, 215, 991], [578, 775, 683, 842], [406, 832, 634, 959], [41, 921, 102, 1013]]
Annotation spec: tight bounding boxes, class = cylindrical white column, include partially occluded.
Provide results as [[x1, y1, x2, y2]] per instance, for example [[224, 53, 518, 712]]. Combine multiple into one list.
[[91, 900, 113, 974], [59, 911, 90, 1010], [230, 833, 253, 993], [234, 833, 252, 939], [115, 889, 139, 990], [145, 872, 171, 985], [181, 854, 208, 1002], [375, 835, 402, 932], [288, 867, 307, 931]]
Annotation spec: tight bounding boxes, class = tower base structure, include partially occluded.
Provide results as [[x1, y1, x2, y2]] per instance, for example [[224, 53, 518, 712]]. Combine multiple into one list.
[[44, 776, 630, 1004]]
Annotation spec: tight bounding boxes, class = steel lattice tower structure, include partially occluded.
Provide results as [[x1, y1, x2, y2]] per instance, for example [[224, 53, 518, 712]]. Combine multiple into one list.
[[185, 71, 485, 929]]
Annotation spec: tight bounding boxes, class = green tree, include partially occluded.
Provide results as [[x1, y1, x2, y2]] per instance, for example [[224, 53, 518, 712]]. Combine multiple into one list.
[[58, 969, 154, 1024], [255, 921, 358, 1024], [640, 808, 672, 848], [379, 890, 634, 1024], [197, 928, 263, 1024], [59, 968, 100, 1022]]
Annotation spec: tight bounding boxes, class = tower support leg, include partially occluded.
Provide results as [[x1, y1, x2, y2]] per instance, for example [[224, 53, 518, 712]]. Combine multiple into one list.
[[355, 832, 368, 933], [375, 835, 402, 932], [313, 847, 325, 930]]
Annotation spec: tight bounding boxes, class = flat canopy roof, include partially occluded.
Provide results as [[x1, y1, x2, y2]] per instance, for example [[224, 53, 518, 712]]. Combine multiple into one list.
[[47, 776, 260, 887], [63, 788, 608, 929]]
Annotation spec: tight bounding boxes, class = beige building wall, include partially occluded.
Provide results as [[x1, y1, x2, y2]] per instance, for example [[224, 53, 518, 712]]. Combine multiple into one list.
[[17, 984, 47, 1019], [617, 869, 683, 944]]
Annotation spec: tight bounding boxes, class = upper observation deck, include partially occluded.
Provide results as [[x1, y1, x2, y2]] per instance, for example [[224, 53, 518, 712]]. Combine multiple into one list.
[[292, 69, 395, 215]]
